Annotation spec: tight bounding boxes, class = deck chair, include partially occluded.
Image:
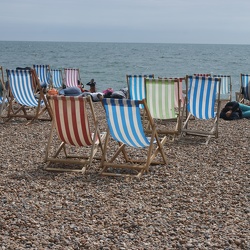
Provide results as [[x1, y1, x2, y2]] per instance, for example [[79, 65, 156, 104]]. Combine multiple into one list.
[[126, 74, 154, 101], [44, 95, 106, 173], [236, 74, 250, 103], [64, 68, 80, 87], [213, 75, 232, 101], [158, 77, 185, 108], [100, 98, 167, 178], [0, 66, 9, 117], [51, 69, 63, 89], [33, 64, 51, 89], [5, 68, 52, 124], [181, 75, 221, 145], [145, 78, 181, 137]]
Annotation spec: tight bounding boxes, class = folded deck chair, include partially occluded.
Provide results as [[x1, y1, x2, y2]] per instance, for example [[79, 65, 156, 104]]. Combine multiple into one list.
[[145, 78, 182, 137], [213, 75, 232, 101], [0, 66, 9, 117], [100, 98, 167, 178], [64, 68, 80, 87], [44, 95, 106, 173], [126, 74, 154, 103], [236, 74, 250, 103], [51, 69, 63, 89], [181, 75, 221, 145], [5, 68, 52, 124], [33, 64, 51, 89]]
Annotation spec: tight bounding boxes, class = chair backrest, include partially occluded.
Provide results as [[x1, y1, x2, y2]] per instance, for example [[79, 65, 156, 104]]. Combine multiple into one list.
[[33, 65, 51, 85], [51, 69, 63, 89], [213, 75, 232, 100], [102, 98, 151, 148], [158, 77, 184, 107], [126, 74, 154, 101], [6, 69, 40, 107], [49, 95, 93, 147], [240, 74, 250, 100], [64, 68, 80, 87], [145, 78, 178, 119], [186, 75, 220, 119]]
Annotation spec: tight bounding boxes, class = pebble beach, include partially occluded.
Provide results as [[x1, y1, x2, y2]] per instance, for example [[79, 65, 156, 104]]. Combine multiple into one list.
[[0, 101, 249, 249]]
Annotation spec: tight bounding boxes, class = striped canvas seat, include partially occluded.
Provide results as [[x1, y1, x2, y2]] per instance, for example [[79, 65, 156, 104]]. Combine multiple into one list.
[[33, 64, 51, 88], [100, 98, 167, 178], [5, 69, 52, 124], [0, 66, 9, 117], [213, 75, 232, 101], [158, 77, 185, 108], [181, 75, 221, 145], [145, 78, 181, 136], [236, 74, 250, 103], [126, 74, 154, 108], [45, 95, 106, 172], [64, 68, 80, 87], [51, 69, 63, 89]]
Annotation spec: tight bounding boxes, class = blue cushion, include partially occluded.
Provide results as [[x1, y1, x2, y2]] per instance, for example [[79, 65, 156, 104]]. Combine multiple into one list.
[[59, 87, 81, 96]]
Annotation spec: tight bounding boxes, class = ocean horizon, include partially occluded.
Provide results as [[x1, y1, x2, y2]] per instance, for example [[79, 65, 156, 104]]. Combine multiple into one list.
[[1, 40, 250, 98]]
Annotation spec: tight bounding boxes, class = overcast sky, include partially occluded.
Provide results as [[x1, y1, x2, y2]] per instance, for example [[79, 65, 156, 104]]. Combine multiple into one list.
[[1, 0, 250, 44]]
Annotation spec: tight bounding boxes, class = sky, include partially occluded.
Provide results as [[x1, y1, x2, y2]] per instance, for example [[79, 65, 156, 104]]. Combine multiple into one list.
[[1, 0, 250, 44]]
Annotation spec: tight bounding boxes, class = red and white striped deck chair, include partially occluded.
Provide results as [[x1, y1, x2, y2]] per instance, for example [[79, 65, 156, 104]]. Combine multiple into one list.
[[44, 95, 106, 173], [63, 68, 80, 87]]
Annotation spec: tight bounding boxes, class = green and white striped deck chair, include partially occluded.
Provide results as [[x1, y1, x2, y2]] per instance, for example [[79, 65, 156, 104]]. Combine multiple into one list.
[[145, 78, 181, 136]]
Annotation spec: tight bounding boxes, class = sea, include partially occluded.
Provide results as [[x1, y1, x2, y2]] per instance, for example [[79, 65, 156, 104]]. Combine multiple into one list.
[[1, 41, 250, 99]]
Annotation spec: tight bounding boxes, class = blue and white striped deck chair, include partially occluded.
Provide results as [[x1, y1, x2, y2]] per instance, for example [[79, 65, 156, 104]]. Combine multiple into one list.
[[100, 98, 167, 178], [181, 75, 221, 145], [51, 69, 63, 89], [5, 69, 52, 124], [126, 74, 154, 108], [213, 75, 232, 101], [33, 64, 51, 89], [236, 74, 250, 103], [0, 66, 9, 117]]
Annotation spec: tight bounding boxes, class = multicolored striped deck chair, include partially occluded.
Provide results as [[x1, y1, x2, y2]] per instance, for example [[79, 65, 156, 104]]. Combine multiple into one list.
[[145, 78, 181, 137], [51, 69, 63, 89], [33, 64, 51, 89], [45, 95, 106, 173], [100, 98, 167, 178], [213, 75, 232, 101], [126, 74, 154, 108], [0, 66, 9, 118], [236, 74, 250, 103], [5, 68, 52, 124], [64, 68, 80, 87], [181, 75, 221, 145]]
